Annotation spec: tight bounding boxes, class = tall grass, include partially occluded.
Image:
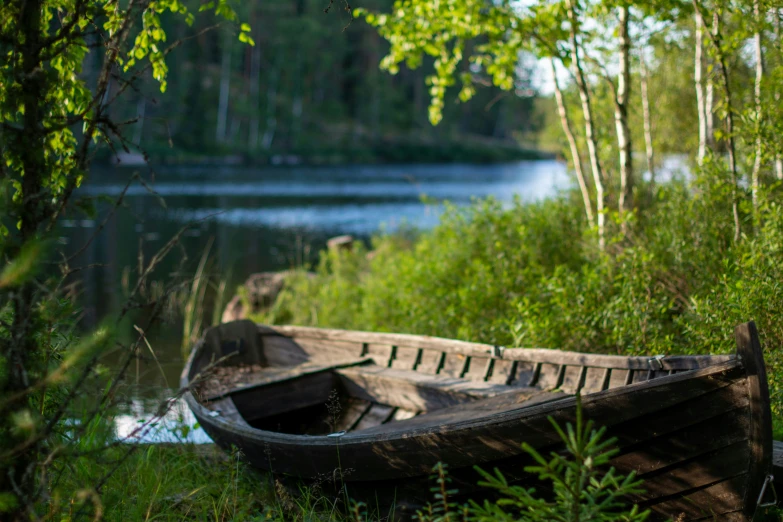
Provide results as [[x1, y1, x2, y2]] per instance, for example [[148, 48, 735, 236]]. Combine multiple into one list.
[[181, 239, 231, 358]]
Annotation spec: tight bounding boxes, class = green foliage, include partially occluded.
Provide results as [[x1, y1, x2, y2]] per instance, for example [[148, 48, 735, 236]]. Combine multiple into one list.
[[264, 175, 783, 432], [414, 463, 470, 522], [408, 397, 647, 522], [471, 396, 648, 522], [49, 443, 268, 521], [356, 0, 527, 125], [0, 0, 249, 518]]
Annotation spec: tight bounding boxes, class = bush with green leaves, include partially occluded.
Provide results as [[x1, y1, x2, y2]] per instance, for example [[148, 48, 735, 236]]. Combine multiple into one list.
[[254, 174, 783, 434]]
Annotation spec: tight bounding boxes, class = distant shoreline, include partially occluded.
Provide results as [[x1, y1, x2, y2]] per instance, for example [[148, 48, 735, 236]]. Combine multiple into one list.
[[95, 139, 556, 168]]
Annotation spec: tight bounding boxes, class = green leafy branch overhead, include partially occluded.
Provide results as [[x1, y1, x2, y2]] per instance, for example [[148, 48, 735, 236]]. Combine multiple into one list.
[[356, 0, 536, 125], [0, 0, 251, 239]]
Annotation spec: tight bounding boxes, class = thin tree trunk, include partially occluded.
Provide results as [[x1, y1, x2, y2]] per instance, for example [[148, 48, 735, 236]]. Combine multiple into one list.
[[248, 22, 262, 149], [216, 31, 232, 144], [261, 56, 280, 150], [640, 54, 655, 185], [616, 4, 633, 218], [705, 12, 718, 150], [775, 10, 782, 180], [550, 57, 594, 226], [695, 12, 708, 165], [752, 0, 764, 221], [6, 0, 45, 513], [133, 97, 146, 147], [291, 50, 303, 148], [695, 1, 740, 242], [566, 0, 605, 248]]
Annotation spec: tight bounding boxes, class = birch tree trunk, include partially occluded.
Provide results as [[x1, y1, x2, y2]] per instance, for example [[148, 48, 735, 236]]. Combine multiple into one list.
[[216, 31, 232, 144], [705, 12, 718, 150], [550, 57, 594, 226], [752, 0, 764, 220], [695, 1, 740, 242], [640, 54, 655, 185], [695, 12, 708, 165], [616, 4, 633, 218], [566, 0, 606, 248], [775, 10, 783, 180]]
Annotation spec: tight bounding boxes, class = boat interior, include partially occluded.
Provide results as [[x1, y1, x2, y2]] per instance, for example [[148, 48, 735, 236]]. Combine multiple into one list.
[[189, 321, 732, 437]]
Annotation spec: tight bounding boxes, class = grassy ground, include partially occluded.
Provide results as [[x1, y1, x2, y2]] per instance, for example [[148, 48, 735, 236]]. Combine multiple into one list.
[[57, 442, 783, 521]]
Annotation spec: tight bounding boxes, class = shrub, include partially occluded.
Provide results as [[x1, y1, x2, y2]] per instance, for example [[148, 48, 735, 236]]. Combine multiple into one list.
[[256, 177, 783, 432]]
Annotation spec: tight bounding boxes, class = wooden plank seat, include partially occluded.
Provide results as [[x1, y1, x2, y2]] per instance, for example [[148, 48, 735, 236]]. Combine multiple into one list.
[[200, 357, 371, 401], [355, 386, 569, 435], [335, 364, 529, 412]]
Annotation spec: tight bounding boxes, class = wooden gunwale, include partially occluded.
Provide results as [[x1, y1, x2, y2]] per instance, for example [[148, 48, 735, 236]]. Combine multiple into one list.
[[269, 325, 734, 370]]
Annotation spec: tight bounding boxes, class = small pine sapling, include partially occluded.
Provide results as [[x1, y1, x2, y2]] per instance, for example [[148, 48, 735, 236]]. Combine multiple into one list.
[[470, 394, 650, 522], [415, 462, 470, 522]]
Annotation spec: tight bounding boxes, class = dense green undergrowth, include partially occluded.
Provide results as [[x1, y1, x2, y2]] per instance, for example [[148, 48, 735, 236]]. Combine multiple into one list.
[[54, 396, 659, 521], [255, 174, 783, 435]]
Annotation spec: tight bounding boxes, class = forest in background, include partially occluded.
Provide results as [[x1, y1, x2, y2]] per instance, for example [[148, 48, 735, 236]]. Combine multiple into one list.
[[97, 0, 550, 165]]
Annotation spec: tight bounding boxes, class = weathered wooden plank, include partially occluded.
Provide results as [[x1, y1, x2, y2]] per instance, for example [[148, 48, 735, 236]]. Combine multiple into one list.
[[486, 359, 515, 385], [260, 334, 311, 366], [358, 388, 569, 436], [267, 325, 732, 370], [463, 356, 491, 382], [641, 474, 748, 521], [334, 399, 372, 432], [291, 337, 364, 360], [691, 509, 745, 522], [508, 361, 538, 386], [390, 346, 420, 371], [271, 326, 500, 358], [353, 404, 395, 432], [365, 343, 394, 367], [440, 353, 469, 378], [580, 367, 607, 394], [611, 410, 749, 477], [206, 320, 265, 363], [608, 368, 630, 389], [536, 363, 561, 390], [335, 365, 511, 412], [559, 365, 584, 394], [632, 370, 649, 384], [201, 358, 370, 401], [500, 348, 733, 371], [228, 370, 336, 422], [416, 350, 443, 374], [734, 321, 773, 519]]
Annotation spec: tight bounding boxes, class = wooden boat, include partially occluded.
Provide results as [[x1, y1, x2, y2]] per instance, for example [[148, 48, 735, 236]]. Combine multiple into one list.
[[181, 319, 775, 521]]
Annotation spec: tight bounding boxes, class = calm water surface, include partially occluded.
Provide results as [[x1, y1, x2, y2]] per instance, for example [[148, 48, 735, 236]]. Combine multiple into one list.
[[68, 160, 568, 442]]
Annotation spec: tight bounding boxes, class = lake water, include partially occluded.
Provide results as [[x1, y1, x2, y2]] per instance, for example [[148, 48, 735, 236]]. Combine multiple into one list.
[[67, 160, 569, 442]]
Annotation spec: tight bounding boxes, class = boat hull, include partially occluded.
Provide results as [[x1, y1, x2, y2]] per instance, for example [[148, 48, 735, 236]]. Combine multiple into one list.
[[182, 321, 773, 521]]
